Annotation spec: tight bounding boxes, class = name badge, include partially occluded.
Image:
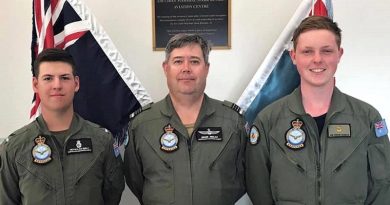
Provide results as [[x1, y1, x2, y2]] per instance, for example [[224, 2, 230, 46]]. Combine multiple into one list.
[[66, 138, 93, 154], [196, 127, 222, 141], [328, 124, 351, 138]]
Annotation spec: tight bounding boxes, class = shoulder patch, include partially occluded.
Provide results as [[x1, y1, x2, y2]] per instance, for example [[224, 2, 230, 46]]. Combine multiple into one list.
[[375, 119, 388, 138], [223, 100, 244, 115], [130, 103, 153, 119], [249, 125, 260, 145]]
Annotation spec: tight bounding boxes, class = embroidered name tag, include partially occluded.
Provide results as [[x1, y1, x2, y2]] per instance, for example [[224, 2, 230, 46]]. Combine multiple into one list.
[[196, 127, 222, 141], [328, 124, 351, 138], [66, 138, 93, 154]]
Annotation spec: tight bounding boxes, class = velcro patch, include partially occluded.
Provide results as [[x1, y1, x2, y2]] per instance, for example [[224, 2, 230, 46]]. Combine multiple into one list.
[[196, 127, 222, 141], [375, 119, 388, 138], [328, 124, 351, 138], [249, 125, 260, 145], [66, 138, 93, 155]]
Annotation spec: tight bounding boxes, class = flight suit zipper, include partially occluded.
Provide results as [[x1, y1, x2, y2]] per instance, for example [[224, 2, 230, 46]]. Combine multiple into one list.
[[48, 135, 66, 205], [316, 160, 321, 205], [188, 128, 196, 205], [316, 128, 321, 205], [321, 111, 338, 205], [187, 138, 192, 151], [316, 111, 337, 205], [304, 115, 322, 205]]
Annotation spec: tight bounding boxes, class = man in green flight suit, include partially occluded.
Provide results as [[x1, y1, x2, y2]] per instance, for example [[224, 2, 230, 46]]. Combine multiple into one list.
[[0, 48, 125, 205], [246, 16, 390, 205], [124, 33, 246, 205]]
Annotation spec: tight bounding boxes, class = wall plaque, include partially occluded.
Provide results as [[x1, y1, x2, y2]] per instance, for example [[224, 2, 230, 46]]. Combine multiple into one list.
[[153, 0, 231, 50]]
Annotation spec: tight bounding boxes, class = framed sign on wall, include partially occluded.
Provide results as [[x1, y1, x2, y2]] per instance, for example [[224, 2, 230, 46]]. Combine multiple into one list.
[[152, 0, 231, 50]]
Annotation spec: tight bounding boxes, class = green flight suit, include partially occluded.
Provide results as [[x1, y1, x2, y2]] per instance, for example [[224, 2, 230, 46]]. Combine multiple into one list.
[[246, 87, 390, 205], [0, 114, 125, 205], [124, 95, 246, 205]]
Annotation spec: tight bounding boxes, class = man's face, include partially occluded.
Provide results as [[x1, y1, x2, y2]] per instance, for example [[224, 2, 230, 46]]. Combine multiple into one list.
[[33, 61, 79, 113], [290, 29, 343, 88], [163, 44, 209, 98]]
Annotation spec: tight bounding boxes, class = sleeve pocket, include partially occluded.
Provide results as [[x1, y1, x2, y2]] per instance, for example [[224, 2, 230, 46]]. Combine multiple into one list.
[[368, 144, 390, 180]]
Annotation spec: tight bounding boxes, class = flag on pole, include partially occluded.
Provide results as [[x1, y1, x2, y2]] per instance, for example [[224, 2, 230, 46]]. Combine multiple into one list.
[[31, 0, 152, 143], [236, 0, 333, 123]]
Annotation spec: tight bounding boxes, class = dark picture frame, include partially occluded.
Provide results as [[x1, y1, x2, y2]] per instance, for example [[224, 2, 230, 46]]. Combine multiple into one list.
[[152, 0, 231, 50]]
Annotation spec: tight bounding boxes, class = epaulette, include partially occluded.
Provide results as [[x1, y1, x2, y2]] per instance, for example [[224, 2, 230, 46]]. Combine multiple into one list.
[[2, 133, 16, 145], [223, 100, 244, 116], [130, 103, 153, 119], [2, 125, 30, 144], [11, 125, 29, 136]]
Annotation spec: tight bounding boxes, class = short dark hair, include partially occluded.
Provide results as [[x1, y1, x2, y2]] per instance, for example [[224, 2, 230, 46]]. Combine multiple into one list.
[[292, 16, 342, 49], [32, 48, 77, 77], [165, 33, 211, 64]]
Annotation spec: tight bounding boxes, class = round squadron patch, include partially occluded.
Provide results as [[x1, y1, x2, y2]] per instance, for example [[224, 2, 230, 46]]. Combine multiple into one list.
[[249, 125, 260, 145], [285, 119, 306, 150], [32, 136, 52, 164], [160, 124, 179, 152]]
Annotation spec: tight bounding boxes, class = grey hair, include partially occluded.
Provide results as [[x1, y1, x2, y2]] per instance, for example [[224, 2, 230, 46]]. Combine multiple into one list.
[[164, 33, 211, 64]]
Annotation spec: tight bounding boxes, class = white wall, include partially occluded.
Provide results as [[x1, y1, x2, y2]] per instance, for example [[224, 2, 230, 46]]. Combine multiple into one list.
[[1, 1, 389, 204]]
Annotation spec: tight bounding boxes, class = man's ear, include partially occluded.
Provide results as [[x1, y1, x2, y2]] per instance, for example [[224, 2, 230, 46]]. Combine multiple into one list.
[[32, 77, 38, 93], [205, 63, 210, 76], [74, 76, 80, 92], [162, 61, 168, 76], [289, 50, 297, 65]]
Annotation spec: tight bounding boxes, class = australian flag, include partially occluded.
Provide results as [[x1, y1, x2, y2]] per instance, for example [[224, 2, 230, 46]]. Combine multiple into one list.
[[31, 0, 152, 144]]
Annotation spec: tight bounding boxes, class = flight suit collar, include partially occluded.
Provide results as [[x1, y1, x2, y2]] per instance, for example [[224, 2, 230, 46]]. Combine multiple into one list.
[[195, 94, 217, 127], [160, 94, 216, 121], [159, 94, 216, 138], [287, 86, 346, 117], [160, 94, 215, 116], [286, 87, 306, 115], [35, 113, 84, 137], [160, 95, 177, 118], [325, 87, 347, 118]]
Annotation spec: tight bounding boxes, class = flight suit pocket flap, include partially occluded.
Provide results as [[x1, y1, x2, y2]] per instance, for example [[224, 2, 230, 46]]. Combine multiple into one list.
[[16, 156, 55, 190]]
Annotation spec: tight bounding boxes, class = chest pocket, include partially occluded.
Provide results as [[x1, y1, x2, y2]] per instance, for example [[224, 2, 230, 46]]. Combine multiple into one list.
[[268, 124, 311, 202], [208, 127, 241, 170], [197, 125, 243, 194], [140, 134, 175, 205], [16, 150, 57, 203]]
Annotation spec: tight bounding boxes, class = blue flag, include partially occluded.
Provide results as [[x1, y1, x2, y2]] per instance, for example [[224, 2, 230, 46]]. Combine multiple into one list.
[[31, 0, 152, 143], [236, 0, 333, 123]]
